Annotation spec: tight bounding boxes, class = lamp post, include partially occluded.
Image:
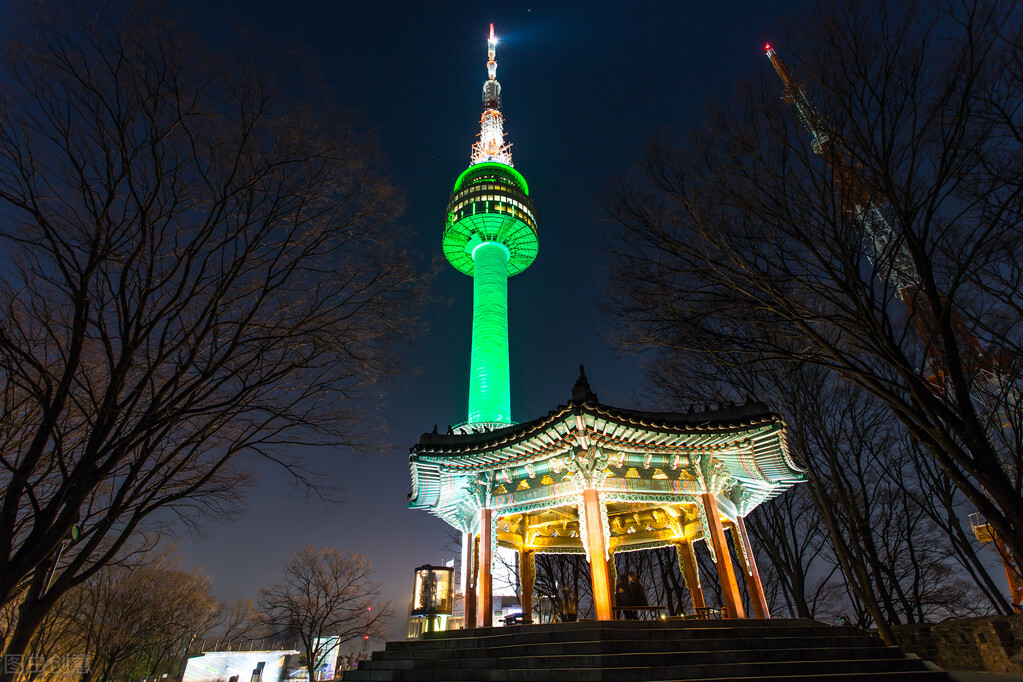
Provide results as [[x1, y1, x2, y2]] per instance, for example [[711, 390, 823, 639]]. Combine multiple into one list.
[[411, 565, 454, 635]]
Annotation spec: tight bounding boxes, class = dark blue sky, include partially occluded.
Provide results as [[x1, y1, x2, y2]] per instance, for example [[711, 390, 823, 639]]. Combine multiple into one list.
[[177, 0, 811, 640]]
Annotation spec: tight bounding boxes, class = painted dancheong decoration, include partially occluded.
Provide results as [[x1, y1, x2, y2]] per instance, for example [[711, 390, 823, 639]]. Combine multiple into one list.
[[409, 27, 805, 629]]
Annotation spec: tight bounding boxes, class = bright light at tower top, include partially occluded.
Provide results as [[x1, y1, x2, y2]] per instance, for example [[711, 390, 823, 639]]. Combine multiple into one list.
[[487, 24, 498, 82], [473, 23, 513, 167]]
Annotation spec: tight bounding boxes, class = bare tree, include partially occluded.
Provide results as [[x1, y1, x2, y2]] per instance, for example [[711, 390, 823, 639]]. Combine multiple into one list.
[[0, 0, 417, 665], [791, 371, 988, 632], [259, 547, 392, 682], [613, 546, 694, 618], [604, 0, 1023, 604], [745, 489, 833, 619], [532, 553, 593, 621], [893, 439, 1012, 613], [0, 591, 80, 681], [61, 551, 219, 681], [0, 549, 219, 681], [211, 598, 266, 648]]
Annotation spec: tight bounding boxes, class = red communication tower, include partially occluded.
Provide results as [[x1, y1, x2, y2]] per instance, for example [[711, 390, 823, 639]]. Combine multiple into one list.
[[765, 43, 1021, 611]]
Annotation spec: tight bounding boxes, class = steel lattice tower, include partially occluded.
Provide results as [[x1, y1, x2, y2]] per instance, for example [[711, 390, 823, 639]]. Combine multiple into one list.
[[443, 25, 538, 432]]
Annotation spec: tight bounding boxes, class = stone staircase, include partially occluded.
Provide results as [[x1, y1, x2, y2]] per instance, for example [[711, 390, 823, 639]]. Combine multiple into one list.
[[341, 618, 950, 681]]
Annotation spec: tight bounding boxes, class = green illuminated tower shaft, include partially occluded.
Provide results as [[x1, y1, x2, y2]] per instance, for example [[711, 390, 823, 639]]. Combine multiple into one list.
[[469, 242, 511, 423], [443, 25, 538, 432]]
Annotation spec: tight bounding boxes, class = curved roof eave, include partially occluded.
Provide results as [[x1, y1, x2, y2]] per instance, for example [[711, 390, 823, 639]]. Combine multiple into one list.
[[411, 399, 785, 460]]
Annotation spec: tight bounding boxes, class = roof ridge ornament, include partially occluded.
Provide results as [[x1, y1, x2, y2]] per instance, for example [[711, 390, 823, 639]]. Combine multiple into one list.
[[572, 364, 599, 404]]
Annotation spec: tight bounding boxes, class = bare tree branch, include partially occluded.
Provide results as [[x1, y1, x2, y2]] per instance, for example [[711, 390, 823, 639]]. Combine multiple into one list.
[[0, 0, 419, 665]]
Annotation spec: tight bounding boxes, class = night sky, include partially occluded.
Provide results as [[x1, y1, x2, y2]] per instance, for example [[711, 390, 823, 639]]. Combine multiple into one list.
[[173, 0, 811, 641]]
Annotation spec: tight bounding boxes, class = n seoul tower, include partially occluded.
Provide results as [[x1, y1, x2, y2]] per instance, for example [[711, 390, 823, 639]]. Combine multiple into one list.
[[443, 24, 537, 432]]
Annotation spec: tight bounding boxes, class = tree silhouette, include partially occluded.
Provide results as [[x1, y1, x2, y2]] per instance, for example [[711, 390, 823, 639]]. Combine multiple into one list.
[[259, 548, 392, 682], [604, 0, 1023, 625], [0, 1, 418, 666]]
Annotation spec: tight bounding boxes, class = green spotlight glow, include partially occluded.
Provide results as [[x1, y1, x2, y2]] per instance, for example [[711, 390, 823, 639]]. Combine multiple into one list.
[[468, 242, 511, 424]]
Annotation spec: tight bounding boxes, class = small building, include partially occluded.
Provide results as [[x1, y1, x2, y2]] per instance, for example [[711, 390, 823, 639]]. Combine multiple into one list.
[[181, 649, 299, 682]]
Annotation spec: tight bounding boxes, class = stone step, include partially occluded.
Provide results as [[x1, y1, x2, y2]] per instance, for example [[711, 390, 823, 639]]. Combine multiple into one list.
[[498, 646, 906, 669], [345, 659, 945, 682], [440, 618, 825, 636], [342, 673, 950, 682], [709, 675, 949, 682], [366, 644, 904, 668], [341, 620, 950, 682], [393, 623, 871, 651], [358, 650, 920, 678], [424, 618, 846, 640], [376, 633, 879, 654], [379, 637, 880, 658]]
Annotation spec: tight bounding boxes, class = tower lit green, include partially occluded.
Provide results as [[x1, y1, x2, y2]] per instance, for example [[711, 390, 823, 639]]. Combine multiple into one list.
[[444, 26, 537, 431]]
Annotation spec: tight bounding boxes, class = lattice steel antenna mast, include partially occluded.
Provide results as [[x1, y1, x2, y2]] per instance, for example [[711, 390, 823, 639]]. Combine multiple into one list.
[[764, 43, 1005, 370], [443, 24, 538, 433], [764, 44, 918, 292], [766, 43, 1022, 609], [472, 24, 512, 166]]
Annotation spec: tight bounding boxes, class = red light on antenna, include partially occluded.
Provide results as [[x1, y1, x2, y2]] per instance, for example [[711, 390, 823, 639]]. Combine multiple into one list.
[[367, 606, 372, 611], [764, 43, 772, 51], [363, 635, 370, 640], [489, 23, 495, 40]]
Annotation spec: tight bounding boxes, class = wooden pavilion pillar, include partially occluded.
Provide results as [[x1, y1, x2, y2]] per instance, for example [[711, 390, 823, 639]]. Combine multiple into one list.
[[477, 508, 493, 627], [519, 549, 535, 623], [701, 493, 745, 619], [462, 531, 477, 628], [675, 539, 706, 612], [733, 516, 770, 619], [581, 488, 613, 620]]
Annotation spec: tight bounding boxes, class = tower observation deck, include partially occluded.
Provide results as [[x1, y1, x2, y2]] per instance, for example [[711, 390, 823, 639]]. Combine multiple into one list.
[[443, 24, 538, 432]]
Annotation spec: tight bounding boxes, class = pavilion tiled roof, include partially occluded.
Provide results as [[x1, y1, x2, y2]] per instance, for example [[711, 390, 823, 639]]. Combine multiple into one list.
[[413, 399, 779, 455], [408, 386, 804, 534]]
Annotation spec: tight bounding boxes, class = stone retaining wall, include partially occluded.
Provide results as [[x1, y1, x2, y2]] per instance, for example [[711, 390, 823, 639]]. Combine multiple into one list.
[[894, 616, 1023, 674]]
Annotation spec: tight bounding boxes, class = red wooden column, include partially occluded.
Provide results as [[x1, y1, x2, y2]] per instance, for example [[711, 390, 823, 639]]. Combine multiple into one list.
[[462, 531, 477, 628], [675, 539, 706, 612], [581, 488, 613, 620], [477, 508, 493, 627], [701, 493, 745, 619], [734, 516, 770, 619], [519, 549, 535, 623]]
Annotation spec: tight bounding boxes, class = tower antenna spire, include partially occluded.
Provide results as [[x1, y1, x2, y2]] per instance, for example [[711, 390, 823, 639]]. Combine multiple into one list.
[[472, 23, 512, 165]]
